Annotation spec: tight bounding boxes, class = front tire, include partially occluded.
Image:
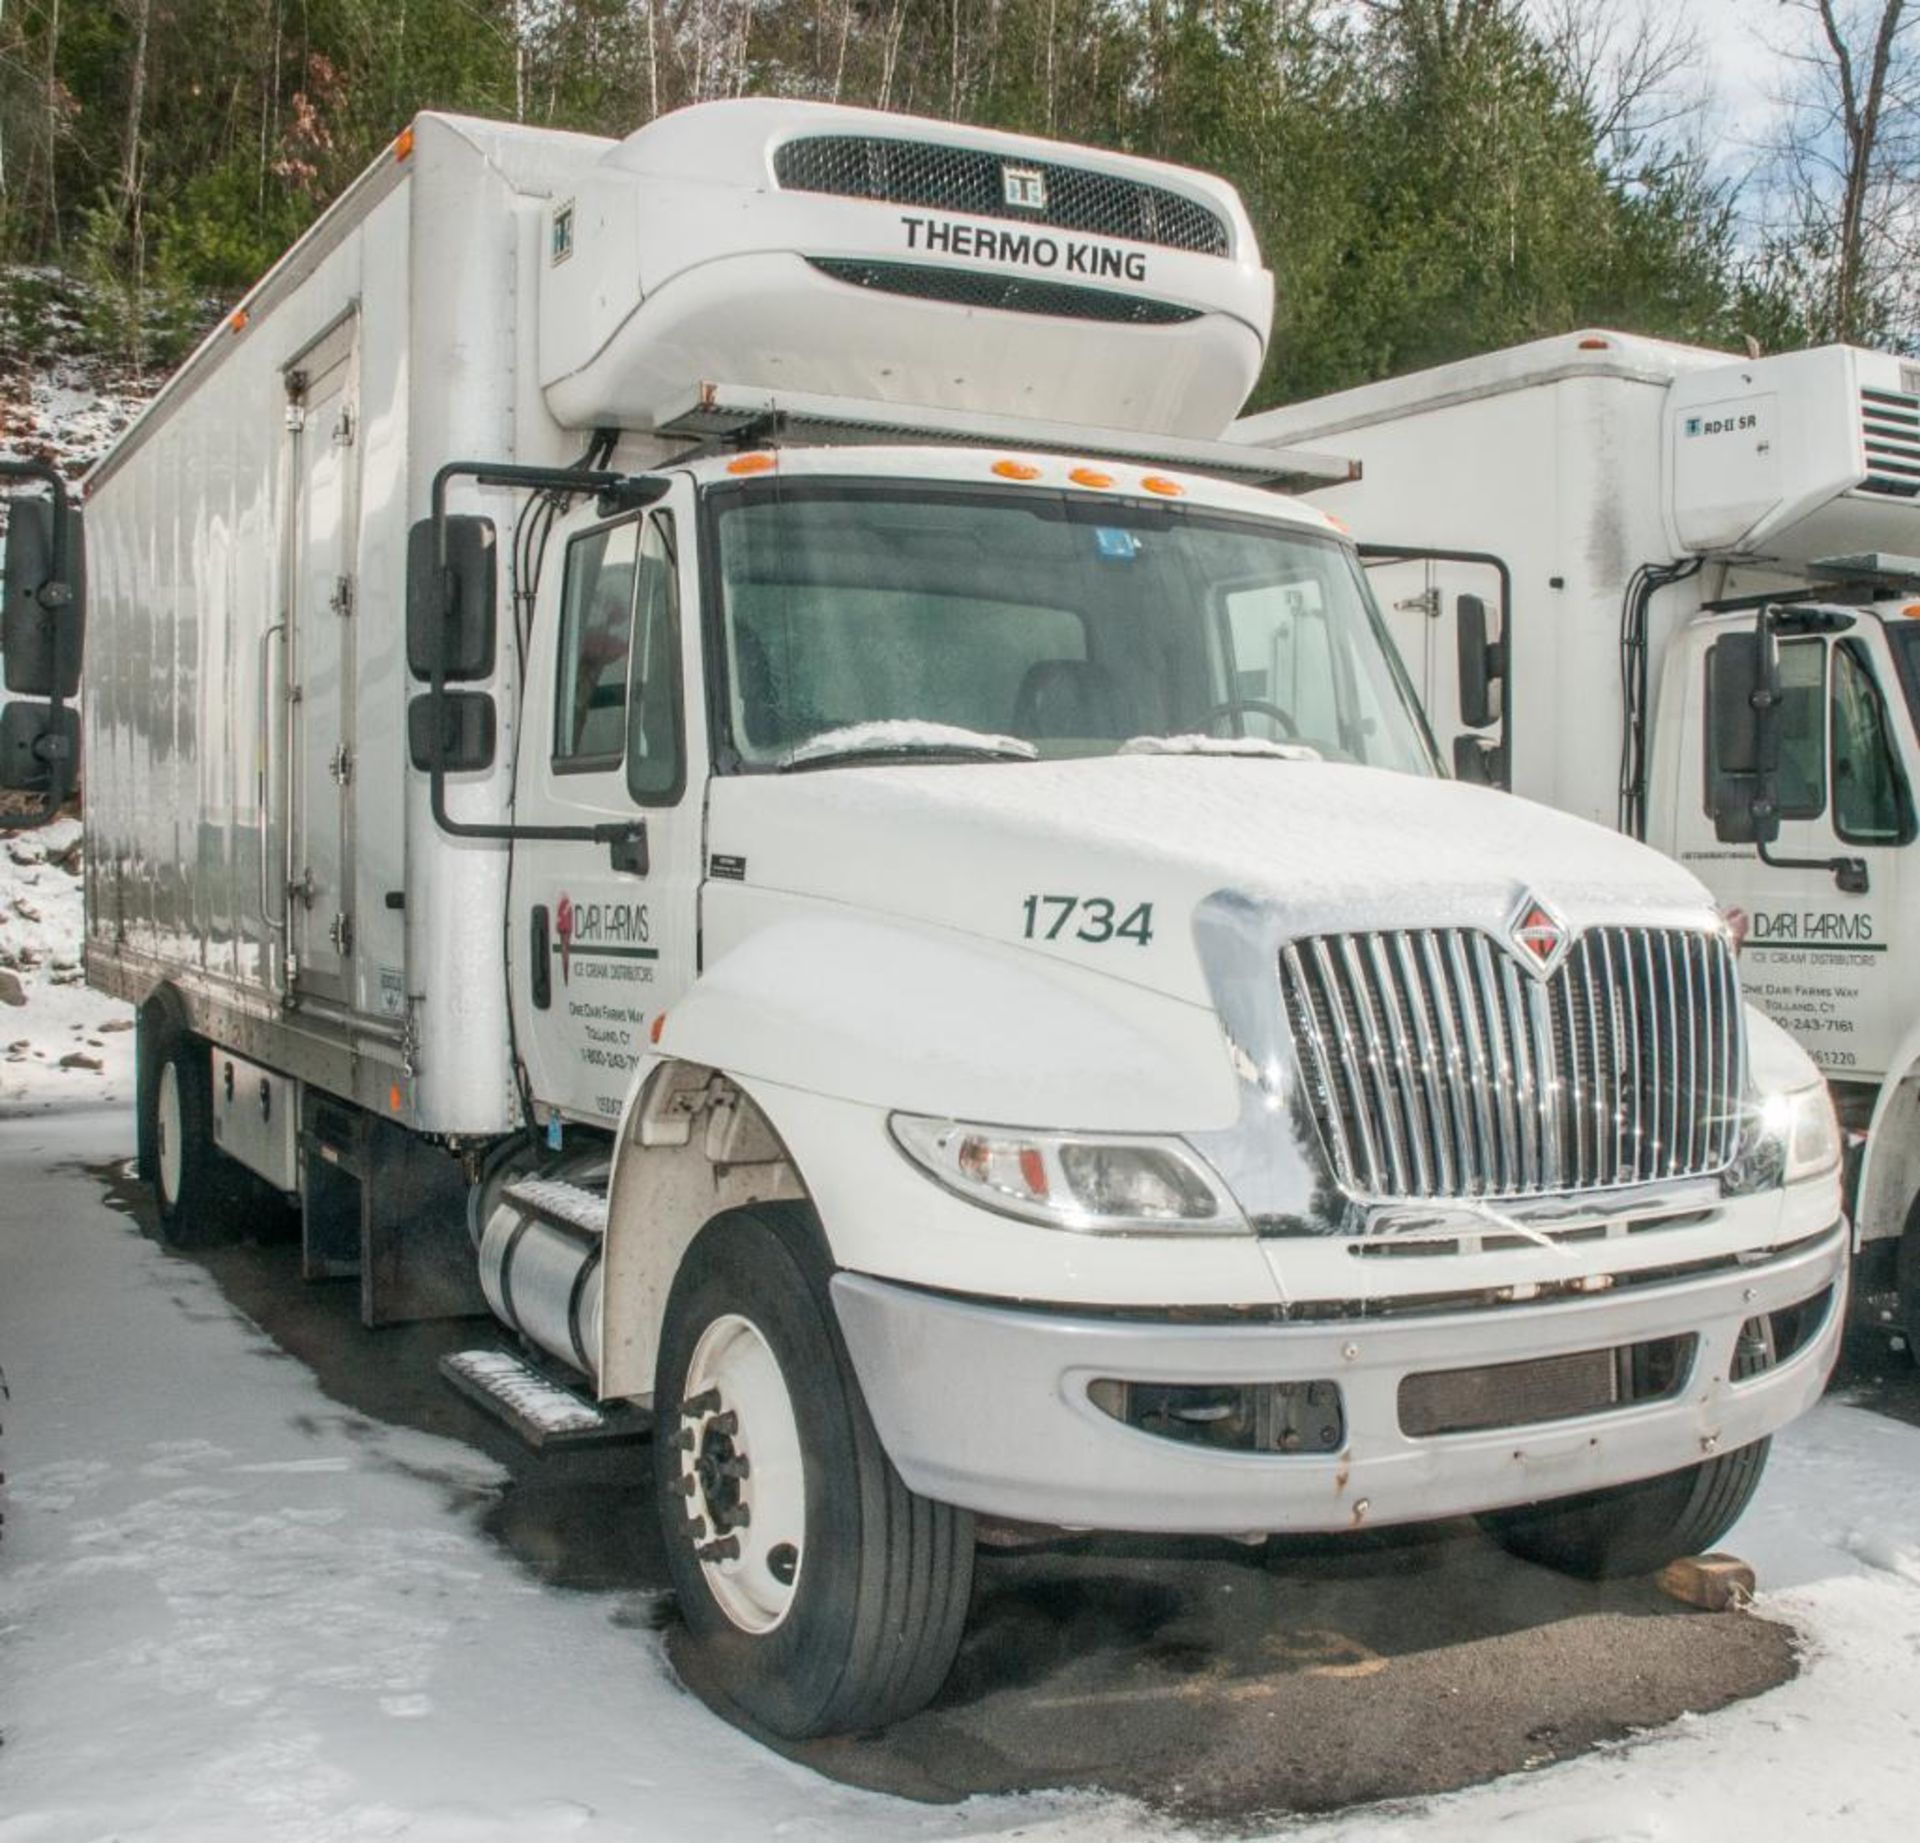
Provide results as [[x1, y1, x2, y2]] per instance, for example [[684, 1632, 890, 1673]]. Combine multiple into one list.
[[654, 1205, 974, 1738], [1478, 1439, 1770, 1579]]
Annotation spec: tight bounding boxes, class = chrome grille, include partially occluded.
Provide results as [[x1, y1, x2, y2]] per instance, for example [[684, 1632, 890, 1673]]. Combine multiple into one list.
[[1280, 926, 1743, 1201], [773, 135, 1231, 256], [1859, 387, 1920, 499]]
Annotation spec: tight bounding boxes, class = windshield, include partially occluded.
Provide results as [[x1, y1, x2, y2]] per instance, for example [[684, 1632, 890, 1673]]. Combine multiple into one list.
[[708, 480, 1439, 774]]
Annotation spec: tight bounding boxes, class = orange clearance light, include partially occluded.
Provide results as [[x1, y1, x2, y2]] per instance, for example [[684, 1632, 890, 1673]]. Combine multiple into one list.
[[1323, 511, 1351, 534], [229, 308, 249, 334], [1903, 603, 1920, 619], [1578, 335, 1611, 350], [727, 452, 777, 475], [393, 126, 415, 162], [649, 1013, 667, 1044], [1069, 467, 1115, 489], [1141, 474, 1184, 497], [992, 459, 1042, 481], [388, 1083, 403, 1114]]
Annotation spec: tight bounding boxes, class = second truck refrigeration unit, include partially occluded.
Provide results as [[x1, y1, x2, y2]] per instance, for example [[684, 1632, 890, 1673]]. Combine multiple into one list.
[[1237, 332, 1920, 1353], [0, 112, 1845, 1737]]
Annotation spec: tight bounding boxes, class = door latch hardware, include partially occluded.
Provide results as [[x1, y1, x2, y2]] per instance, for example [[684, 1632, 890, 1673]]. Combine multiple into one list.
[[328, 911, 354, 956], [291, 868, 318, 909], [330, 575, 354, 618], [328, 742, 354, 785]]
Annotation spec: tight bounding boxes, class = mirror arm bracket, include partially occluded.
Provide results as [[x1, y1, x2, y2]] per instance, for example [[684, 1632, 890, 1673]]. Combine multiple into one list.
[[1755, 839, 1870, 895]]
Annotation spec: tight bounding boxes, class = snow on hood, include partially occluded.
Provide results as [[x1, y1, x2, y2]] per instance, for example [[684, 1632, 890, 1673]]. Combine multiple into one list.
[[707, 756, 1712, 1005]]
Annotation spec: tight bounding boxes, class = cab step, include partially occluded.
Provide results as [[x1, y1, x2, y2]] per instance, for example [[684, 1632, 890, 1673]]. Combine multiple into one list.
[[499, 1175, 610, 1238], [440, 1348, 650, 1451]]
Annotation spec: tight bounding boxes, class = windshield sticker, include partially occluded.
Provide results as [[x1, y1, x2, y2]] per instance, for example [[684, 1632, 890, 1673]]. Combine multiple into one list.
[[1094, 527, 1140, 561]]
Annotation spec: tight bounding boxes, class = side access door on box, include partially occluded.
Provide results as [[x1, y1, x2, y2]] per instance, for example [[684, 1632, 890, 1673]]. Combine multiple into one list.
[[276, 317, 362, 1008]]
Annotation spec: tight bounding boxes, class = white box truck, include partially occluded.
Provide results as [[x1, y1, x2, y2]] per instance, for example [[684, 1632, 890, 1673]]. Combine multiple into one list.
[[1237, 330, 1920, 1359], [0, 116, 1846, 1738]]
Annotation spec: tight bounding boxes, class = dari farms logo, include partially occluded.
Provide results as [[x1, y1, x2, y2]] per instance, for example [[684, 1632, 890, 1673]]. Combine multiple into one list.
[[1507, 891, 1570, 979], [552, 891, 655, 986]]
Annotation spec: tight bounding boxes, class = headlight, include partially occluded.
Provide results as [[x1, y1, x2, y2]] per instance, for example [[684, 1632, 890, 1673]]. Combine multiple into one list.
[[888, 1115, 1248, 1234], [1725, 1082, 1841, 1193]]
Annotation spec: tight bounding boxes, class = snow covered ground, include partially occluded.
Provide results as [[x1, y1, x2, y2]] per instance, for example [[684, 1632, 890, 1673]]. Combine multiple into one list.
[[1, 1109, 1918, 1843], [0, 819, 133, 1114]]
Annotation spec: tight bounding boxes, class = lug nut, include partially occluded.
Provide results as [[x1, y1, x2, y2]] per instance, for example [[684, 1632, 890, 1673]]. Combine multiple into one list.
[[682, 1388, 722, 1418], [696, 1535, 741, 1563]]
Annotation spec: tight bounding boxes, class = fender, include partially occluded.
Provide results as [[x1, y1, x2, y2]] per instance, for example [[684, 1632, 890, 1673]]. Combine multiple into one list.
[[1853, 1020, 1920, 1247], [594, 911, 1243, 1400]]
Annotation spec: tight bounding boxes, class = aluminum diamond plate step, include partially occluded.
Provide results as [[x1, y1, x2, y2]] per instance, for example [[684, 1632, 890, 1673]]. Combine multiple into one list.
[[440, 1348, 650, 1451]]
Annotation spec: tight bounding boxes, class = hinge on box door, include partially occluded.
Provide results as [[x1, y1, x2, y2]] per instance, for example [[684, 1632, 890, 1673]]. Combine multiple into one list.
[[285, 402, 306, 433], [330, 575, 354, 618], [1396, 588, 1442, 618], [328, 742, 353, 786], [329, 911, 354, 957], [333, 406, 355, 448]]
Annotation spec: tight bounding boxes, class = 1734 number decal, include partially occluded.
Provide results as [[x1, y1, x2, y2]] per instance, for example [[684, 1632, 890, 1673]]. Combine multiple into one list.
[[1021, 894, 1155, 946]]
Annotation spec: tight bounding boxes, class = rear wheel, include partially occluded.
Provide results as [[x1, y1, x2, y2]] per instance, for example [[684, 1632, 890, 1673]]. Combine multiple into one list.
[[654, 1204, 974, 1738], [141, 1028, 254, 1249]]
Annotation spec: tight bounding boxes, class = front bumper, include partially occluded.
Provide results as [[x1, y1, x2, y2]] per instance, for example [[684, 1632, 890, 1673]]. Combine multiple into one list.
[[830, 1219, 1847, 1534]]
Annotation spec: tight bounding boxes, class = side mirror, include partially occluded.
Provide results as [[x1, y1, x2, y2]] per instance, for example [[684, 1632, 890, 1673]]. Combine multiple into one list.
[[408, 690, 496, 772], [1456, 591, 1504, 731], [3, 493, 84, 697], [1453, 732, 1508, 789], [406, 515, 497, 681], [1706, 626, 1781, 846], [0, 700, 80, 796]]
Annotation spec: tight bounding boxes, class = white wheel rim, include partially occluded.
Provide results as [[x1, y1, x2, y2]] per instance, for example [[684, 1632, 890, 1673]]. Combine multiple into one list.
[[678, 1312, 806, 1634], [156, 1062, 184, 1208]]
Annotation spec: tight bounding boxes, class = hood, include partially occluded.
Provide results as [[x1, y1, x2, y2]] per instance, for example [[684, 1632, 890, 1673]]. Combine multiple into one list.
[[705, 757, 1713, 1007]]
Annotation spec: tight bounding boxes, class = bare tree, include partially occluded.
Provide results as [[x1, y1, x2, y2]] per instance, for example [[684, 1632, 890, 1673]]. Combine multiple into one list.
[[1764, 0, 1920, 344], [1537, 0, 1702, 168]]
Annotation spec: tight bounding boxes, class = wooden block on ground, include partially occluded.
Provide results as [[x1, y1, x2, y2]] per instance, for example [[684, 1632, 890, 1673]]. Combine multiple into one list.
[[1657, 1551, 1756, 1611]]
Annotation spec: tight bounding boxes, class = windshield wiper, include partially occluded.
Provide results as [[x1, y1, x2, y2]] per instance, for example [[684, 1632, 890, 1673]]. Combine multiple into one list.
[[776, 721, 1039, 772]]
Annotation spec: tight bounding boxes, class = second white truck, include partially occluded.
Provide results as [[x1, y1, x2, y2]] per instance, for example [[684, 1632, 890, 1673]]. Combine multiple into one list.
[[1238, 331, 1920, 1358], [0, 115, 1845, 1738]]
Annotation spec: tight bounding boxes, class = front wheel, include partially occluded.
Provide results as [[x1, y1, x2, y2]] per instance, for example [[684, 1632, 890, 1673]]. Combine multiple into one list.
[[1478, 1439, 1770, 1579], [654, 1205, 974, 1738]]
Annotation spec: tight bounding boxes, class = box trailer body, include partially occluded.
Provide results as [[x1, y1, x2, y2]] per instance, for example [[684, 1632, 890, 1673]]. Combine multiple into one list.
[[0, 118, 1849, 1738], [1236, 330, 1920, 1341]]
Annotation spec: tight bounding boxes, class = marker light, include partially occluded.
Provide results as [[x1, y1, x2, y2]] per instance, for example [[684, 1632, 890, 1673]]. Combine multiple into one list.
[[1070, 467, 1115, 489], [889, 1115, 1247, 1234], [727, 453, 776, 476], [649, 1013, 667, 1043], [992, 459, 1042, 481], [1578, 336, 1611, 350], [229, 309, 249, 334], [393, 126, 415, 162], [1141, 475, 1184, 497]]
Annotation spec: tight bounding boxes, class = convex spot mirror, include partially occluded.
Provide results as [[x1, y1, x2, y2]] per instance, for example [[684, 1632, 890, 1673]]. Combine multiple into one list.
[[406, 514, 497, 682], [4, 494, 84, 698], [408, 689, 496, 773], [0, 701, 79, 796], [1706, 626, 1782, 846]]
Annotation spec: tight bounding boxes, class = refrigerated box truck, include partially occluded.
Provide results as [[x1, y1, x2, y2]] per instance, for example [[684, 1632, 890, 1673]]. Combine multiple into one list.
[[1236, 330, 1920, 1357], [0, 116, 1847, 1737]]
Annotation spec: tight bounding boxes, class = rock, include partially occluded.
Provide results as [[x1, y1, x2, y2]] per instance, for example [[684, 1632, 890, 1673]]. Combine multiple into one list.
[[1657, 1552, 1755, 1612], [99, 1018, 133, 1034], [0, 969, 24, 1007], [7, 1040, 28, 1052], [57, 1050, 103, 1072], [11, 898, 41, 924]]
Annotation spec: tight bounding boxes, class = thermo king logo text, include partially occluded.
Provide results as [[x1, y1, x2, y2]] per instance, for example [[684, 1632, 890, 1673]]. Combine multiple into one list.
[[900, 214, 1149, 282]]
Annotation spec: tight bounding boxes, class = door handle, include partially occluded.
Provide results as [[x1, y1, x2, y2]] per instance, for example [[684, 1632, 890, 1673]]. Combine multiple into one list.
[[530, 905, 552, 1010]]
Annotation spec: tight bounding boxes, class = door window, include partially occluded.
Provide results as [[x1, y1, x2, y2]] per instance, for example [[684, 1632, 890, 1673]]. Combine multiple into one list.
[[555, 519, 639, 769], [1831, 639, 1912, 843], [554, 511, 683, 800]]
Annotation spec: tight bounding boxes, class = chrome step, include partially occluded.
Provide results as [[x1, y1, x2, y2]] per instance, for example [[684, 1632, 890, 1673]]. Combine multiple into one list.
[[439, 1348, 649, 1451]]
